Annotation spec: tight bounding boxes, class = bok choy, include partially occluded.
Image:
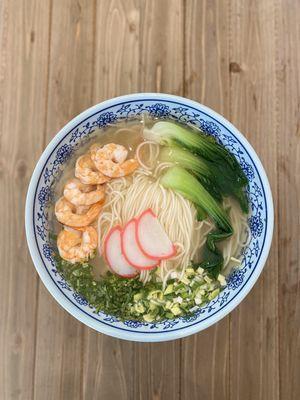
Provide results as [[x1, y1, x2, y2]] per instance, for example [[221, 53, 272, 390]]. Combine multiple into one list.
[[146, 121, 249, 212], [161, 166, 233, 277]]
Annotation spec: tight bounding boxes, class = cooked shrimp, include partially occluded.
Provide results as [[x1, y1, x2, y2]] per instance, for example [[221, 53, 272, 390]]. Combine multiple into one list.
[[90, 143, 139, 178], [90, 143, 128, 163], [55, 197, 104, 227], [57, 226, 98, 263], [76, 205, 90, 215], [63, 178, 105, 206], [75, 153, 111, 185]]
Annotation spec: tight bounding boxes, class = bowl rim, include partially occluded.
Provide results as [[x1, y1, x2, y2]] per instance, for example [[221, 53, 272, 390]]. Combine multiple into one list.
[[25, 92, 274, 342]]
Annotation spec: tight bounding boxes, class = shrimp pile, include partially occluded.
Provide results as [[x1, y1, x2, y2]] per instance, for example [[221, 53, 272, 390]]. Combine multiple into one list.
[[55, 143, 139, 263]]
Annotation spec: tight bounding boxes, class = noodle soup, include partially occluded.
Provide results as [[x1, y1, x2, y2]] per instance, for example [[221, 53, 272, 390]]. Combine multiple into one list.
[[52, 117, 250, 323]]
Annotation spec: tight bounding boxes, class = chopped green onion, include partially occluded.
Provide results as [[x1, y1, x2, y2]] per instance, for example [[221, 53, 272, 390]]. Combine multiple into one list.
[[55, 254, 227, 323]]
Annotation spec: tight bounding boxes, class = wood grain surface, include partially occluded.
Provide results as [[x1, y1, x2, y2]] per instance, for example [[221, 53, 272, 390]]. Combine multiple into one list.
[[0, 0, 299, 399]]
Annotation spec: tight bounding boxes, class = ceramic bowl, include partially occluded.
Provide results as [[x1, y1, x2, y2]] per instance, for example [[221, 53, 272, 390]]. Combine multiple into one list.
[[25, 93, 274, 342]]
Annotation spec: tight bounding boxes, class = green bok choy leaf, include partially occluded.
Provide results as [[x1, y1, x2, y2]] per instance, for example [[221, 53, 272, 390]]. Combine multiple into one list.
[[160, 166, 233, 278]]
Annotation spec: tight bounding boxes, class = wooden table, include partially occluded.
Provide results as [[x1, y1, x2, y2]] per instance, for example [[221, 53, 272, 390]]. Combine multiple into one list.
[[1, 1, 299, 399]]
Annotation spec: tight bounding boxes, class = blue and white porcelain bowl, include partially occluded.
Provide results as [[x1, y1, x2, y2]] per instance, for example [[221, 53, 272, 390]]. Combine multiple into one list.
[[25, 93, 274, 342]]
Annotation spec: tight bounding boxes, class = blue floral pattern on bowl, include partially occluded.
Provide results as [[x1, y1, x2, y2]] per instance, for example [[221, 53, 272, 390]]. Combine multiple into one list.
[[31, 96, 270, 336]]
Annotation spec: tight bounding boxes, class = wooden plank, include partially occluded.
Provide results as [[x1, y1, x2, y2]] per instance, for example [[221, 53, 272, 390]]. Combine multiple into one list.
[[229, 1, 279, 399], [82, 1, 138, 399], [184, 0, 230, 114], [93, 0, 140, 103], [181, 1, 230, 399], [133, 1, 184, 399], [276, 1, 300, 399], [133, 341, 181, 400], [33, 1, 95, 399], [138, 0, 184, 94], [82, 1, 184, 399], [0, 1, 51, 399], [83, 333, 135, 400]]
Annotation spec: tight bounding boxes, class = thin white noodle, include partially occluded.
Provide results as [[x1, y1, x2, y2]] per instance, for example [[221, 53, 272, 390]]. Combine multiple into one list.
[[136, 141, 160, 170], [154, 162, 173, 178]]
